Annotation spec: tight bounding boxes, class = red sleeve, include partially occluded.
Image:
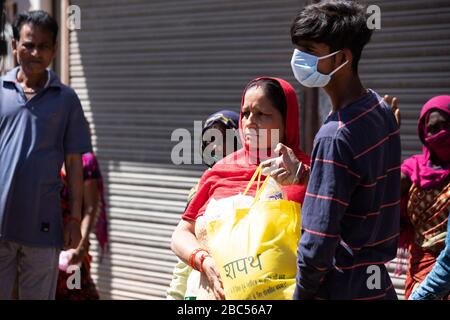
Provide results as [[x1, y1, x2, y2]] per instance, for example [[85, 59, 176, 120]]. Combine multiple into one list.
[[283, 184, 307, 205], [182, 171, 213, 221]]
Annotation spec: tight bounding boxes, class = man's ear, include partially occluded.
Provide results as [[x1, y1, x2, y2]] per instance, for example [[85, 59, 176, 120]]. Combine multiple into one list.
[[341, 48, 353, 65], [341, 48, 353, 68], [12, 39, 17, 53], [51, 41, 58, 60]]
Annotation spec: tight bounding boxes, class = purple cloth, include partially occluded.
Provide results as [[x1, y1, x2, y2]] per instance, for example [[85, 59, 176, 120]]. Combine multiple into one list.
[[401, 96, 450, 189], [82, 152, 109, 259]]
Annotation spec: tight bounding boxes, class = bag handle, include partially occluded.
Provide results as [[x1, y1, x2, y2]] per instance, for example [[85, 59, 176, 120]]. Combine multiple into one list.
[[242, 164, 262, 196], [242, 164, 272, 204]]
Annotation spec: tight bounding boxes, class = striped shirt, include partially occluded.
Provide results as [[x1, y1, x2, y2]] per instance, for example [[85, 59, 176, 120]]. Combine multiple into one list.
[[294, 90, 401, 300]]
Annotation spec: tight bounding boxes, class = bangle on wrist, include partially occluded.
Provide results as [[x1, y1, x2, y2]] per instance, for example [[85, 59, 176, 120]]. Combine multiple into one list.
[[188, 248, 209, 271], [199, 253, 211, 273], [68, 216, 82, 224], [294, 162, 303, 184]]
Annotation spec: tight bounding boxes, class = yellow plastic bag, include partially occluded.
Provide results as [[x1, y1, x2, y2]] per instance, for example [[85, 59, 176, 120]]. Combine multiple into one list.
[[206, 164, 301, 300]]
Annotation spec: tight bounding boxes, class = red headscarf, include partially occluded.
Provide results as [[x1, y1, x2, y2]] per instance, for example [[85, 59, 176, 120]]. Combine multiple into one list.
[[401, 95, 450, 189], [182, 77, 310, 221]]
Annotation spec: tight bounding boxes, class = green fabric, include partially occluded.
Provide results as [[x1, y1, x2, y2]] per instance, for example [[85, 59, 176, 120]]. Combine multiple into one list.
[[166, 258, 193, 300]]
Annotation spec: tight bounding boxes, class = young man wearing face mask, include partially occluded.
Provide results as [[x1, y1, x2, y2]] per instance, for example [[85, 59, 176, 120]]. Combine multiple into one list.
[[289, 1, 401, 300]]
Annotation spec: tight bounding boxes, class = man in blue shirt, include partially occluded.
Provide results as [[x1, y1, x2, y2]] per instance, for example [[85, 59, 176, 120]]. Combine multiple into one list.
[[0, 11, 91, 299]]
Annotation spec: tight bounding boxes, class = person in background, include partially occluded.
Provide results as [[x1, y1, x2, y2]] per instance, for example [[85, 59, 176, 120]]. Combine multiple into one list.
[[186, 110, 241, 206], [0, 10, 91, 300], [55, 146, 109, 300], [399, 95, 450, 299], [166, 110, 240, 300]]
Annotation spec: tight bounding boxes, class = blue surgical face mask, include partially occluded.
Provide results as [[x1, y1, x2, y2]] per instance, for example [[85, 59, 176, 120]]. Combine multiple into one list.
[[290, 49, 348, 88]]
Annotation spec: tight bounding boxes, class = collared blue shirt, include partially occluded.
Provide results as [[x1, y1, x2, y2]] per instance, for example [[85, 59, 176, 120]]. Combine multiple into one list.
[[0, 67, 92, 248]]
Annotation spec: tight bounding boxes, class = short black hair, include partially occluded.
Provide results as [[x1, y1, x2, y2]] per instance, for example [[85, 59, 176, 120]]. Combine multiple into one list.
[[13, 10, 59, 44], [290, 0, 373, 72], [245, 78, 287, 124]]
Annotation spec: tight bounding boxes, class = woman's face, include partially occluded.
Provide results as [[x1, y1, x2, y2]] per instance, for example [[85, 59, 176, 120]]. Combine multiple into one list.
[[202, 122, 231, 166], [241, 87, 285, 151], [426, 110, 450, 136]]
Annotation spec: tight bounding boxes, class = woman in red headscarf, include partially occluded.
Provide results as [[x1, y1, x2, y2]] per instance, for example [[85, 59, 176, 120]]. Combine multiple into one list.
[[171, 77, 310, 299], [400, 96, 450, 299]]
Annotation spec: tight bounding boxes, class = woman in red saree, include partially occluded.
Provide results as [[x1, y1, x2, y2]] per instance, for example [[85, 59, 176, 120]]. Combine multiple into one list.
[[171, 77, 310, 299], [400, 95, 450, 299]]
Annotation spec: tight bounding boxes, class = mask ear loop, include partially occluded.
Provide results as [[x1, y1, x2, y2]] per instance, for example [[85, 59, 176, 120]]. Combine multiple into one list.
[[329, 60, 349, 76], [317, 50, 349, 76], [317, 50, 341, 60]]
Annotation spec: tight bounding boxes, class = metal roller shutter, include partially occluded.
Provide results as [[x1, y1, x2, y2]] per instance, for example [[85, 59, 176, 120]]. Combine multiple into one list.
[[69, 0, 306, 300], [360, 0, 450, 159], [359, 0, 450, 300]]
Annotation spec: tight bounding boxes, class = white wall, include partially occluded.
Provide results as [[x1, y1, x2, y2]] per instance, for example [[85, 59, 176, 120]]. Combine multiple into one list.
[[29, 0, 51, 12], [9, 0, 52, 14]]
